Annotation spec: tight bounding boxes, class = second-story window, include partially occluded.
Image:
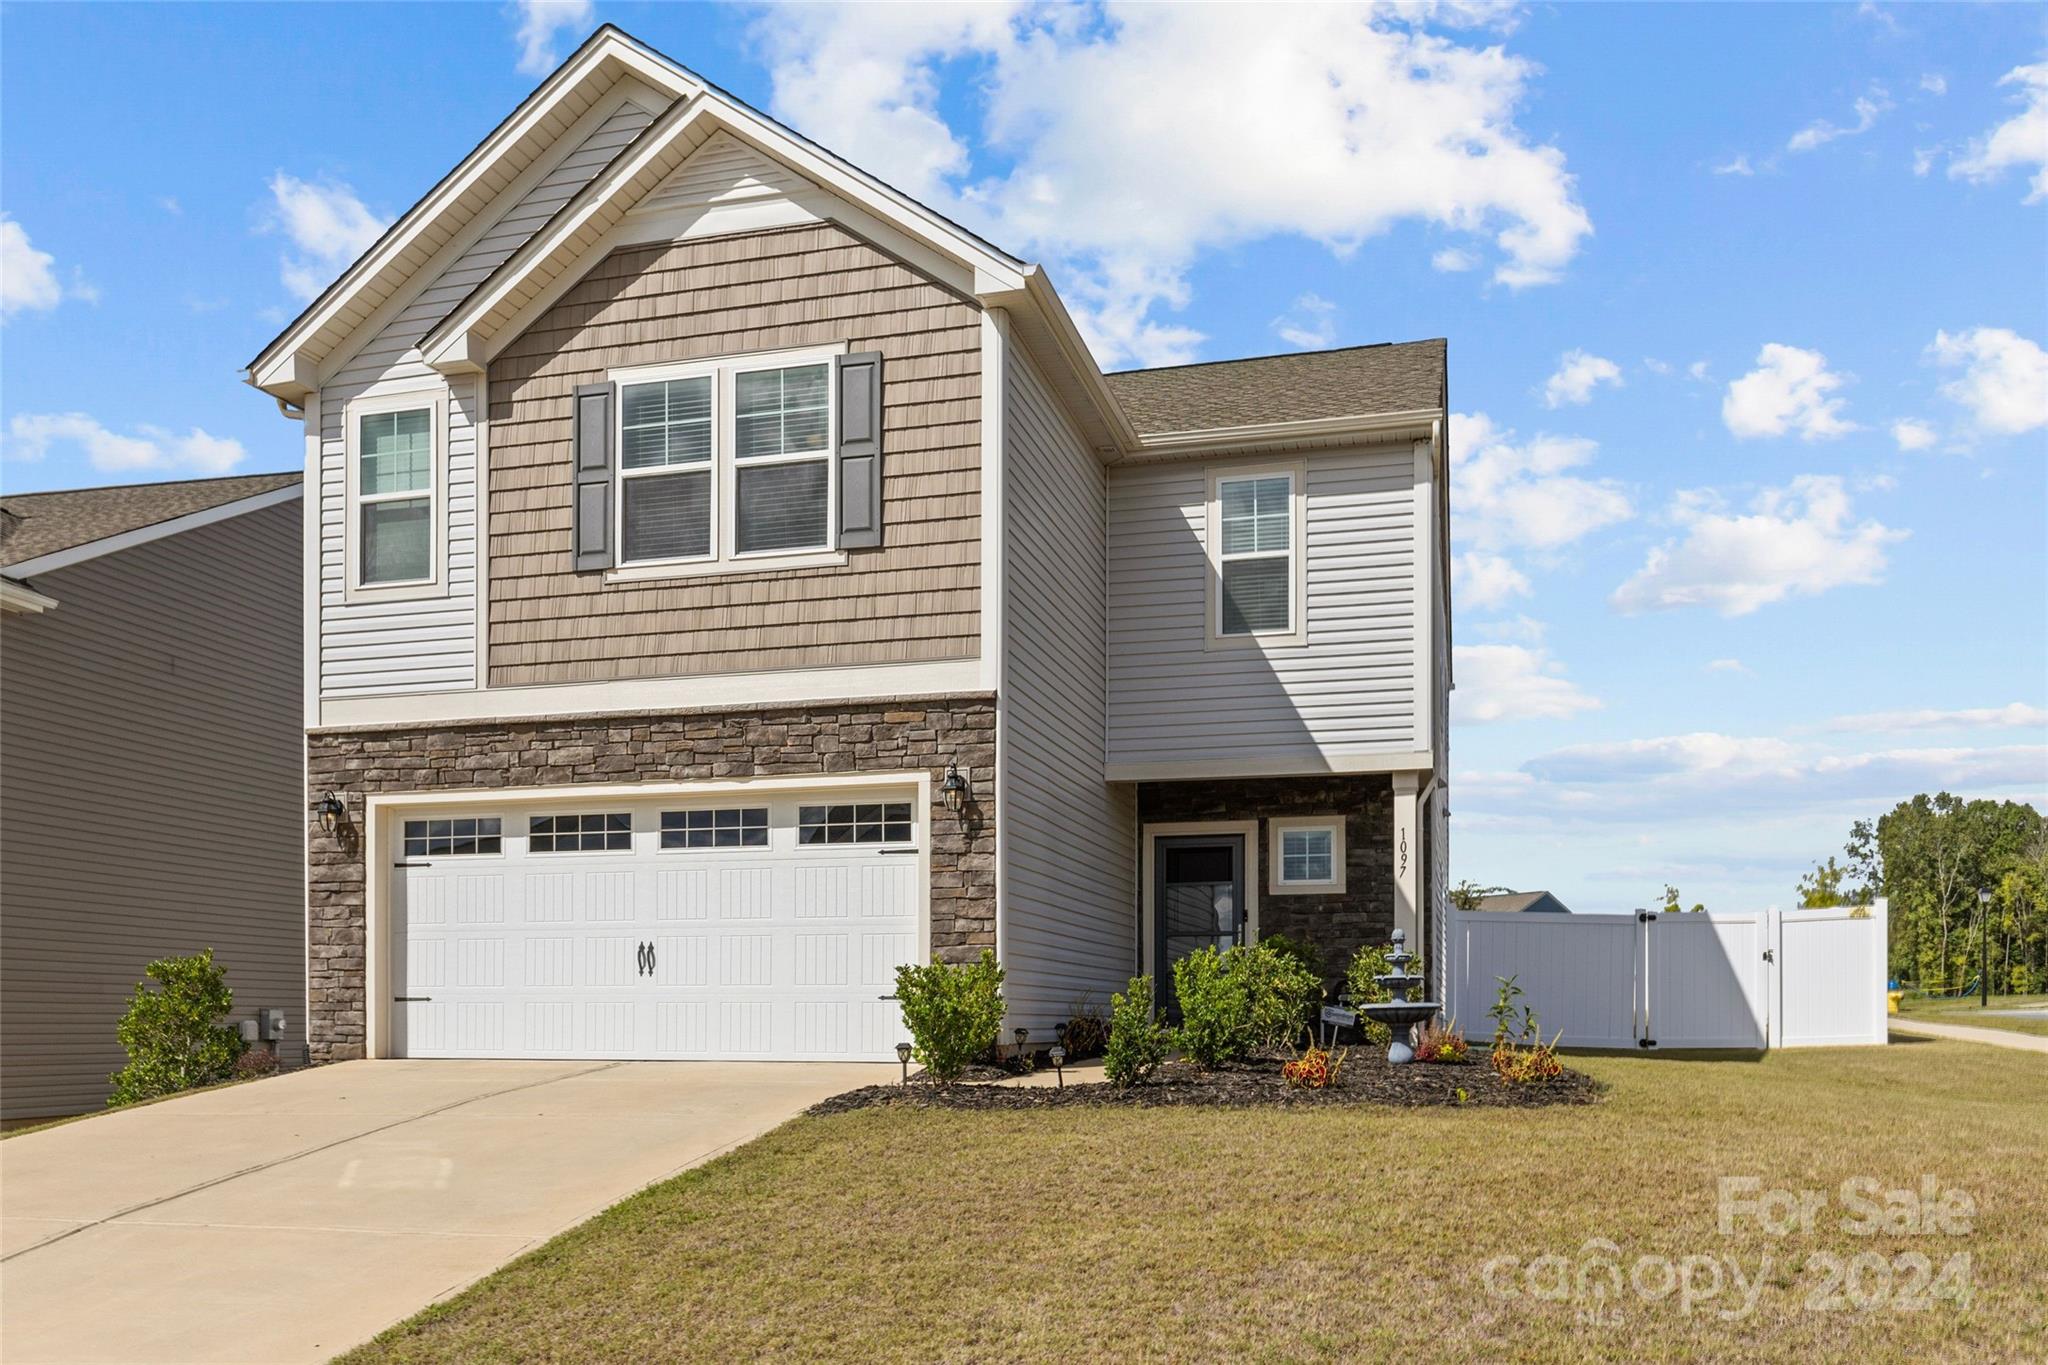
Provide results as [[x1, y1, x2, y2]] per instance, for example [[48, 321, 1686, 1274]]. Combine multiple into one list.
[[347, 391, 444, 595], [614, 350, 838, 571], [1216, 471, 1294, 636], [619, 375, 712, 562]]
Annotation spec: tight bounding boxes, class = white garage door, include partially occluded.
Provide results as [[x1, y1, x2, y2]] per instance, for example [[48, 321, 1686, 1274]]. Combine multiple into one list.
[[389, 792, 920, 1060]]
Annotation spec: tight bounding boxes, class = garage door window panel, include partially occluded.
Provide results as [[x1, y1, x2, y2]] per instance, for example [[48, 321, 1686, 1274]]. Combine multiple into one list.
[[661, 807, 769, 850], [529, 813, 631, 853], [798, 802, 913, 845]]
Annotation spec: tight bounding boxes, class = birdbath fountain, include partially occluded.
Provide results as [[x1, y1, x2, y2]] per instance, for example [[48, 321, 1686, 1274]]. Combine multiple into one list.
[[1355, 929, 1440, 1065]]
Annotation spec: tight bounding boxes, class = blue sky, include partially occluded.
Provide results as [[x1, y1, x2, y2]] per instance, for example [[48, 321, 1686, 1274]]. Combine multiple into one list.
[[3, 2, 2043, 910]]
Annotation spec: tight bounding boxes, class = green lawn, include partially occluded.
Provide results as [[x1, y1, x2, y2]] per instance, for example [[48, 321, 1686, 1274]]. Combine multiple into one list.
[[346, 1042, 2047, 1364], [1896, 992, 2048, 1039]]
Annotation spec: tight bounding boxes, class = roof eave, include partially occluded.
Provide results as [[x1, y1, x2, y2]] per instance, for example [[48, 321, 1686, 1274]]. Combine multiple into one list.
[[1123, 406, 1444, 461]]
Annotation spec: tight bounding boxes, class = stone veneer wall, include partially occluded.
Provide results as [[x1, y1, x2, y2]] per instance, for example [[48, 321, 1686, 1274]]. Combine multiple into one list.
[[1137, 775, 1394, 988], [306, 694, 996, 1063]]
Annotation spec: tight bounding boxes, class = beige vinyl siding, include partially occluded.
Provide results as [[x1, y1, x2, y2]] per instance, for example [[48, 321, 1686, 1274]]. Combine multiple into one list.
[[0, 503, 305, 1121], [316, 101, 657, 699], [1106, 444, 1419, 768], [486, 221, 981, 684], [998, 342, 1136, 1031]]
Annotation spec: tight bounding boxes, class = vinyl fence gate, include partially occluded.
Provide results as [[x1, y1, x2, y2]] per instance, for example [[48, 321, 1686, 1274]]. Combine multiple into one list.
[[1442, 901, 1889, 1050]]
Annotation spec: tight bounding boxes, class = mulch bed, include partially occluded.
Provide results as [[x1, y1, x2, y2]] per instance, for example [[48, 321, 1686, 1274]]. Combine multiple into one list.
[[808, 1052, 1601, 1116]]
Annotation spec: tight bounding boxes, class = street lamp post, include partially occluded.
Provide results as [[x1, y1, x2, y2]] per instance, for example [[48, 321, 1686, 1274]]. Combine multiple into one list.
[[1977, 887, 1992, 1010]]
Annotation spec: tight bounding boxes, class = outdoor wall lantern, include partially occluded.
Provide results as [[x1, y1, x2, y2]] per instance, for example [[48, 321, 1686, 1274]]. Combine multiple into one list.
[[940, 761, 967, 812], [315, 792, 347, 836], [896, 1041, 913, 1085]]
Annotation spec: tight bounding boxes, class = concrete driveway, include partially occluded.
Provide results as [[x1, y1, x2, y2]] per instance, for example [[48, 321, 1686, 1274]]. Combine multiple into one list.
[[0, 1059, 888, 1364]]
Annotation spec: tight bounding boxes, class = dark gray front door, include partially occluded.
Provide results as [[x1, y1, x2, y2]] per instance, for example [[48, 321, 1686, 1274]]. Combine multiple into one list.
[[1154, 835, 1245, 1011]]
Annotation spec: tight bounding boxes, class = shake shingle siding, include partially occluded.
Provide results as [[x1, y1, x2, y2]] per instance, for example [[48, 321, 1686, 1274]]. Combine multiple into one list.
[[485, 221, 982, 684]]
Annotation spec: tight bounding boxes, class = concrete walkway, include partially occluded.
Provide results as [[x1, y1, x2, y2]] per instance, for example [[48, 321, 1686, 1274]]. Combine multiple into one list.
[[0, 1058, 888, 1364], [1888, 1019, 2048, 1054]]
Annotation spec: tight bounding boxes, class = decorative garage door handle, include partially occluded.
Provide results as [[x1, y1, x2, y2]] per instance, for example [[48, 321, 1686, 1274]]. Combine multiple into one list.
[[646, 942, 657, 974], [636, 942, 649, 977]]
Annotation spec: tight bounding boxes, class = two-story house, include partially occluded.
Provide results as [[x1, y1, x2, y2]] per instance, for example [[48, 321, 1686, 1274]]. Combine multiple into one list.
[[247, 27, 1449, 1065]]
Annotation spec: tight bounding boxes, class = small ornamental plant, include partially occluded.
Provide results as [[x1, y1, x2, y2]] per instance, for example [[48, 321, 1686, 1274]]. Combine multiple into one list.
[[1491, 1034, 1567, 1085], [1104, 975, 1171, 1089], [893, 950, 1006, 1084], [1414, 1020, 1469, 1064], [1281, 1045, 1346, 1090], [108, 950, 246, 1107], [1060, 1004, 1110, 1060]]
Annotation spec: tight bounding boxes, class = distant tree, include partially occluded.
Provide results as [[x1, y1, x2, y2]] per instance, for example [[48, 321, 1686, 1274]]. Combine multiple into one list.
[[1449, 880, 1488, 911], [1660, 884, 1705, 914], [1796, 856, 1861, 908]]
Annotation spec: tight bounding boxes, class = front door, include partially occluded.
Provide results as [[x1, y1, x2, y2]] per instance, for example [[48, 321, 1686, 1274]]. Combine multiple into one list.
[[1153, 835, 1246, 1012]]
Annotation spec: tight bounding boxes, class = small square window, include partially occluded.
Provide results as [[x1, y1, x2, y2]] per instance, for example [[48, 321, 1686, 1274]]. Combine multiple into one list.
[[403, 816, 501, 858], [660, 808, 768, 850], [530, 813, 630, 853], [1271, 818, 1344, 893]]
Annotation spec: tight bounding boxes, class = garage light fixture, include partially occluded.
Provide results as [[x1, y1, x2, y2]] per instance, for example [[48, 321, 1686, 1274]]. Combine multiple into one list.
[[940, 761, 967, 812], [315, 792, 347, 836]]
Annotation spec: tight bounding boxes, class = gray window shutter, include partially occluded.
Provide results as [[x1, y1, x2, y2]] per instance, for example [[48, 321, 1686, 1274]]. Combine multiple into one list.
[[572, 382, 614, 572], [835, 351, 884, 549]]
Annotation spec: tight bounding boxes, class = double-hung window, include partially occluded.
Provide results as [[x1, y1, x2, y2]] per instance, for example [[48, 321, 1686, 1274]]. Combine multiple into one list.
[[614, 349, 839, 572], [348, 391, 445, 594], [1211, 465, 1302, 643]]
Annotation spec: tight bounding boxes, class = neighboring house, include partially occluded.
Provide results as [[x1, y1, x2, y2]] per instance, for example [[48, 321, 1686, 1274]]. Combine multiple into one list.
[[1475, 890, 1572, 915], [245, 26, 1450, 1065], [0, 474, 306, 1120]]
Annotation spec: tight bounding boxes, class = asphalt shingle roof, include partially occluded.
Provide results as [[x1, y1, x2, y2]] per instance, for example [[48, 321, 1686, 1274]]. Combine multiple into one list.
[[0, 472, 302, 569], [1103, 338, 1446, 435]]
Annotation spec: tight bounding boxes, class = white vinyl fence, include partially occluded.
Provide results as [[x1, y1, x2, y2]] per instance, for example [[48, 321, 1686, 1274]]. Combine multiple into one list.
[[1443, 900, 1888, 1051]]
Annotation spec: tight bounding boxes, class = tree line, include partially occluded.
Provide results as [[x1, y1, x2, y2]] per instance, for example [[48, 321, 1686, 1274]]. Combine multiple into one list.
[[1801, 792, 2046, 994]]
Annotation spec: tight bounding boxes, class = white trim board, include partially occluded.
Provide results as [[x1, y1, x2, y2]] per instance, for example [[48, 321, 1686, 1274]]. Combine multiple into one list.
[[1107, 751, 1435, 783], [3, 483, 305, 580], [316, 660, 989, 730]]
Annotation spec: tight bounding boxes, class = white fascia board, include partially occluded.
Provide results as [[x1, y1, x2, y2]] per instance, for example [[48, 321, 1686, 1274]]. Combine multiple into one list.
[[978, 269, 1138, 457], [316, 657, 987, 730], [2, 483, 305, 580], [245, 31, 698, 399], [1125, 408, 1444, 461], [0, 578, 59, 614], [1105, 749, 1437, 783]]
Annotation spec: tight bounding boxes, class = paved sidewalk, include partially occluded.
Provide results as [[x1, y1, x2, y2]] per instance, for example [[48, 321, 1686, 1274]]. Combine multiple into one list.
[[0, 1058, 888, 1364], [1888, 1019, 2048, 1054]]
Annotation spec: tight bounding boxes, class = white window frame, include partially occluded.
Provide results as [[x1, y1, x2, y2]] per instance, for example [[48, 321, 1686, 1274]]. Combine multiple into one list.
[[608, 343, 846, 580], [344, 387, 448, 602], [1269, 815, 1345, 895], [1206, 460, 1307, 649]]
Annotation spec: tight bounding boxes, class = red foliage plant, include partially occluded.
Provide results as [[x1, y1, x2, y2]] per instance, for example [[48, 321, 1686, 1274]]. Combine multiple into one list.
[[1282, 1045, 1346, 1090]]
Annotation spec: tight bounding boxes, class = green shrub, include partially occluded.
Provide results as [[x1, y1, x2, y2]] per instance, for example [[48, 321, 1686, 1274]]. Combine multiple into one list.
[[1171, 944, 1320, 1067], [108, 950, 245, 1107], [893, 949, 1006, 1083], [1104, 976, 1171, 1088], [1256, 931, 1323, 982]]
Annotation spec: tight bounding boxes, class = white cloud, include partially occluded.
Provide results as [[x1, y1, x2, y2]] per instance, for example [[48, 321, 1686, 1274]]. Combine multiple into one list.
[[1505, 730, 2046, 823], [1913, 146, 1939, 177], [1612, 475, 1905, 617], [1452, 643, 1601, 724], [1642, 357, 1672, 376], [264, 173, 390, 302], [5, 413, 246, 475], [1827, 703, 2048, 733], [158, 195, 183, 216], [753, 3, 1591, 367], [1687, 360, 1711, 382], [2, 217, 67, 319], [1927, 326, 2048, 435], [1269, 293, 1337, 350], [1541, 349, 1622, 407], [1712, 155, 1754, 176], [1449, 411, 1632, 554], [1471, 614, 1547, 644], [1453, 552, 1531, 609], [1920, 73, 1947, 97], [1431, 246, 1478, 272], [1890, 417, 1939, 451], [510, 0, 594, 78], [1949, 61, 2048, 203], [1706, 658, 1752, 675], [1788, 88, 1890, 153], [1722, 343, 1856, 440]]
